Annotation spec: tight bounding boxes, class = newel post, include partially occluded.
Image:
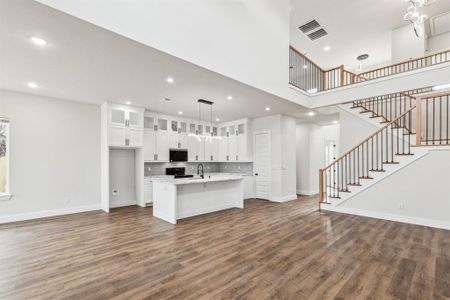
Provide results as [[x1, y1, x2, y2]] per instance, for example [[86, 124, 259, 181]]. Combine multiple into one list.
[[339, 65, 344, 87], [416, 97, 422, 146], [319, 169, 324, 209]]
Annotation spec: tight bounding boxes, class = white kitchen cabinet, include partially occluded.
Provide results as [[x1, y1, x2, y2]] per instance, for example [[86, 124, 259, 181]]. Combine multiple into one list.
[[243, 175, 255, 199], [156, 131, 170, 161], [143, 130, 156, 161], [237, 123, 248, 161], [144, 181, 153, 204], [108, 105, 144, 148], [188, 135, 204, 162], [204, 138, 220, 162]]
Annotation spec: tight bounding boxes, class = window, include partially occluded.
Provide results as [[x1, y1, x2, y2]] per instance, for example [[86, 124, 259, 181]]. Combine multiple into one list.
[[0, 118, 10, 197]]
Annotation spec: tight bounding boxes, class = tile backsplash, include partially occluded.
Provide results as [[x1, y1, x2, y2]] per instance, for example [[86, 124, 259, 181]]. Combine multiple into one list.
[[144, 162, 253, 176]]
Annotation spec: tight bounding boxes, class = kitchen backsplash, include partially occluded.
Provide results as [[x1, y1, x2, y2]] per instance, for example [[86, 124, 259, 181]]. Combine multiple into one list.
[[144, 162, 253, 176]]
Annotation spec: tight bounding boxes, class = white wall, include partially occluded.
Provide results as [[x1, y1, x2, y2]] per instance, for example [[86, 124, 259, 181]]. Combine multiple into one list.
[[427, 32, 450, 54], [251, 114, 296, 201], [34, 0, 304, 105], [339, 148, 450, 229], [296, 123, 339, 195], [109, 149, 136, 208], [0, 90, 101, 223], [391, 24, 426, 63], [339, 108, 377, 155]]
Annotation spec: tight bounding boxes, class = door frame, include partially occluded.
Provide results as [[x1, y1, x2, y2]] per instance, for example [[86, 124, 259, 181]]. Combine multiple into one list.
[[253, 131, 272, 200]]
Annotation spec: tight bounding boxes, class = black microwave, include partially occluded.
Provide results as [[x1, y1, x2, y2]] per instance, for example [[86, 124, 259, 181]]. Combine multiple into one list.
[[170, 149, 188, 162]]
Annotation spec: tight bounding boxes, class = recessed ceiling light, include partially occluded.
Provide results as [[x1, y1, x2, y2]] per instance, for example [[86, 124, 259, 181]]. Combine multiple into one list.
[[27, 82, 38, 89], [308, 111, 316, 116], [29, 36, 47, 46], [167, 77, 174, 83], [125, 101, 131, 105], [324, 45, 331, 52], [164, 98, 171, 102], [307, 88, 318, 93], [333, 120, 338, 124], [216, 118, 220, 122], [178, 111, 183, 115], [303, 65, 308, 69], [265, 107, 271, 111], [227, 96, 233, 100]]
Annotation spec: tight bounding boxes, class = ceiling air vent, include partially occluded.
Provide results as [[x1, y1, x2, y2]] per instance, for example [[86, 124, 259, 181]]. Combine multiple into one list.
[[307, 28, 328, 41], [430, 11, 450, 36], [298, 20, 320, 33]]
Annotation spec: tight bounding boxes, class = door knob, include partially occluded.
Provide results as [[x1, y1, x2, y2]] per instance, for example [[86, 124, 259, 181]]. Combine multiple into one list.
[[255, 173, 258, 176]]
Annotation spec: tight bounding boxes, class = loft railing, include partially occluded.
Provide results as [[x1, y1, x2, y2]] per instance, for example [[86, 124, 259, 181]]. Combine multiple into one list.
[[354, 50, 450, 83], [289, 46, 450, 93], [417, 92, 450, 146], [319, 106, 416, 203]]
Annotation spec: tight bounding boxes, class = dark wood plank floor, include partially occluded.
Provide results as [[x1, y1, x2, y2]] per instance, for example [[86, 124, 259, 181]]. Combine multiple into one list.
[[1, 196, 449, 299]]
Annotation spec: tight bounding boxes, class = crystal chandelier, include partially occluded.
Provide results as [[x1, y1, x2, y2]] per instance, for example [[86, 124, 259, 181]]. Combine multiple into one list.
[[403, 0, 434, 37]]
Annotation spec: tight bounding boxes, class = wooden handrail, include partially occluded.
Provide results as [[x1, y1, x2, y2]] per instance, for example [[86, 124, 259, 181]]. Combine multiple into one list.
[[289, 45, 449, 93], [357, 49, 450, 77], [322, 105, 416, 171], [289, 45, 325, 72]]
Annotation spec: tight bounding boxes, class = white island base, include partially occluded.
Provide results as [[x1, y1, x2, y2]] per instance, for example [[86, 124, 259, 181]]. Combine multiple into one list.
[[152, 176, 244, 224]]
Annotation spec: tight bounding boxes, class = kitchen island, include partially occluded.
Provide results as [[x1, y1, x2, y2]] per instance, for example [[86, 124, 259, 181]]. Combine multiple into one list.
[[151, 174, 244, 224]]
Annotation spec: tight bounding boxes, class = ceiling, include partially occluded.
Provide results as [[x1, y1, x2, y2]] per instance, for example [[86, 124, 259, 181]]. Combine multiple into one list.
[[290, 0, 450, 71], [0, 0, 339, 124]]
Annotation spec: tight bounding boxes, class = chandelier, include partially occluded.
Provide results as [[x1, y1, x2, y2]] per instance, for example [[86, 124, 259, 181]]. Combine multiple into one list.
[[188, 99, 221, 142], [403, 0, 434, 37]]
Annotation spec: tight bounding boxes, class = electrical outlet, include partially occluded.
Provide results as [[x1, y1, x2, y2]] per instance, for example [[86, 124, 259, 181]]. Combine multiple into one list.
[[112, 189, 118, 196], [398, 202, 404, 209]]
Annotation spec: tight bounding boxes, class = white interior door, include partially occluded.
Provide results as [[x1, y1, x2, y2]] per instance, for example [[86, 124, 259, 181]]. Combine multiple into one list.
[[254, 132, 271, 200]]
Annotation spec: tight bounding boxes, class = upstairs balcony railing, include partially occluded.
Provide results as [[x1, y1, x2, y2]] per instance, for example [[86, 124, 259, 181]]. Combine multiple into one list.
[[289, 46, 450, 93]]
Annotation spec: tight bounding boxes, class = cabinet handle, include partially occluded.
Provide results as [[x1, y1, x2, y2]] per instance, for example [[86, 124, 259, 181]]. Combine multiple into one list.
[[155, 154, 158, 161], [178, 142, 181, 149], [125, 138, 129, 146], [211, 155, 213, 161], [236, 155, 238, 161], [196, 155, 198, 161], [227, 155, 229, 161]]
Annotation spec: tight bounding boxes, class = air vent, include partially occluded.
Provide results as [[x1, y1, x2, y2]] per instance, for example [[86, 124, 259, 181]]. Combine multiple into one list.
[[298, 20, 320, 33], [307, 28, 328, 41], [430, 11, 450, 36]]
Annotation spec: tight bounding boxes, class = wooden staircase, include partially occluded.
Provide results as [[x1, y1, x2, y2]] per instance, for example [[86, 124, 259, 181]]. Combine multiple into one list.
[[319, 90, 450, 206]]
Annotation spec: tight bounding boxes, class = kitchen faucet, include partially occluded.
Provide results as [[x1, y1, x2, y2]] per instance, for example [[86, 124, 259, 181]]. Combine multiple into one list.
[[197, 163, 204, 179]]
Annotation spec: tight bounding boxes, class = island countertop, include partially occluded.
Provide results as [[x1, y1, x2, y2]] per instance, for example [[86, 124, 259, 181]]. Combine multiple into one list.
[[148, 173, 244, 185]]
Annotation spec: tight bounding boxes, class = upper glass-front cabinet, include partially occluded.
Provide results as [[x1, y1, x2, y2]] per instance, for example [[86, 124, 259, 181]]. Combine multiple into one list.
[[158, 118, 168, 131], [110, 108, 126, 126], [170, 120, 178, 133], [180, 121, 187, 134], [238, 123, 245, 135], [144, 115, 155, 130]]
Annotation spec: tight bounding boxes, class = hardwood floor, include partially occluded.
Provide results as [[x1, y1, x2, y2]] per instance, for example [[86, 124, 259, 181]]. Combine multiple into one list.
[[1, 196, 449, 299]]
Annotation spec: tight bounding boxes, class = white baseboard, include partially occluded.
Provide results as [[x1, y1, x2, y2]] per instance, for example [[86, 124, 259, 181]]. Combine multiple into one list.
[[271, 194, 298, 203], [0, 204, 102, 224], [297, 190, 318, 196], [321, 205, 450, 230], [109, 200, 137, 208]]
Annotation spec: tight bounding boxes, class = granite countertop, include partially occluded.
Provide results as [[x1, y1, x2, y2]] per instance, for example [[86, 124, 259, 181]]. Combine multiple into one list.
[[147, 173, 244, 185]]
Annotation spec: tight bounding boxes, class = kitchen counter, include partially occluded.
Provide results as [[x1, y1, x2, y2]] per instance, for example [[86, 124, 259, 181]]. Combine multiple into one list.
[[149, 173, 244, 185], [152, 173, 244, 224]]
